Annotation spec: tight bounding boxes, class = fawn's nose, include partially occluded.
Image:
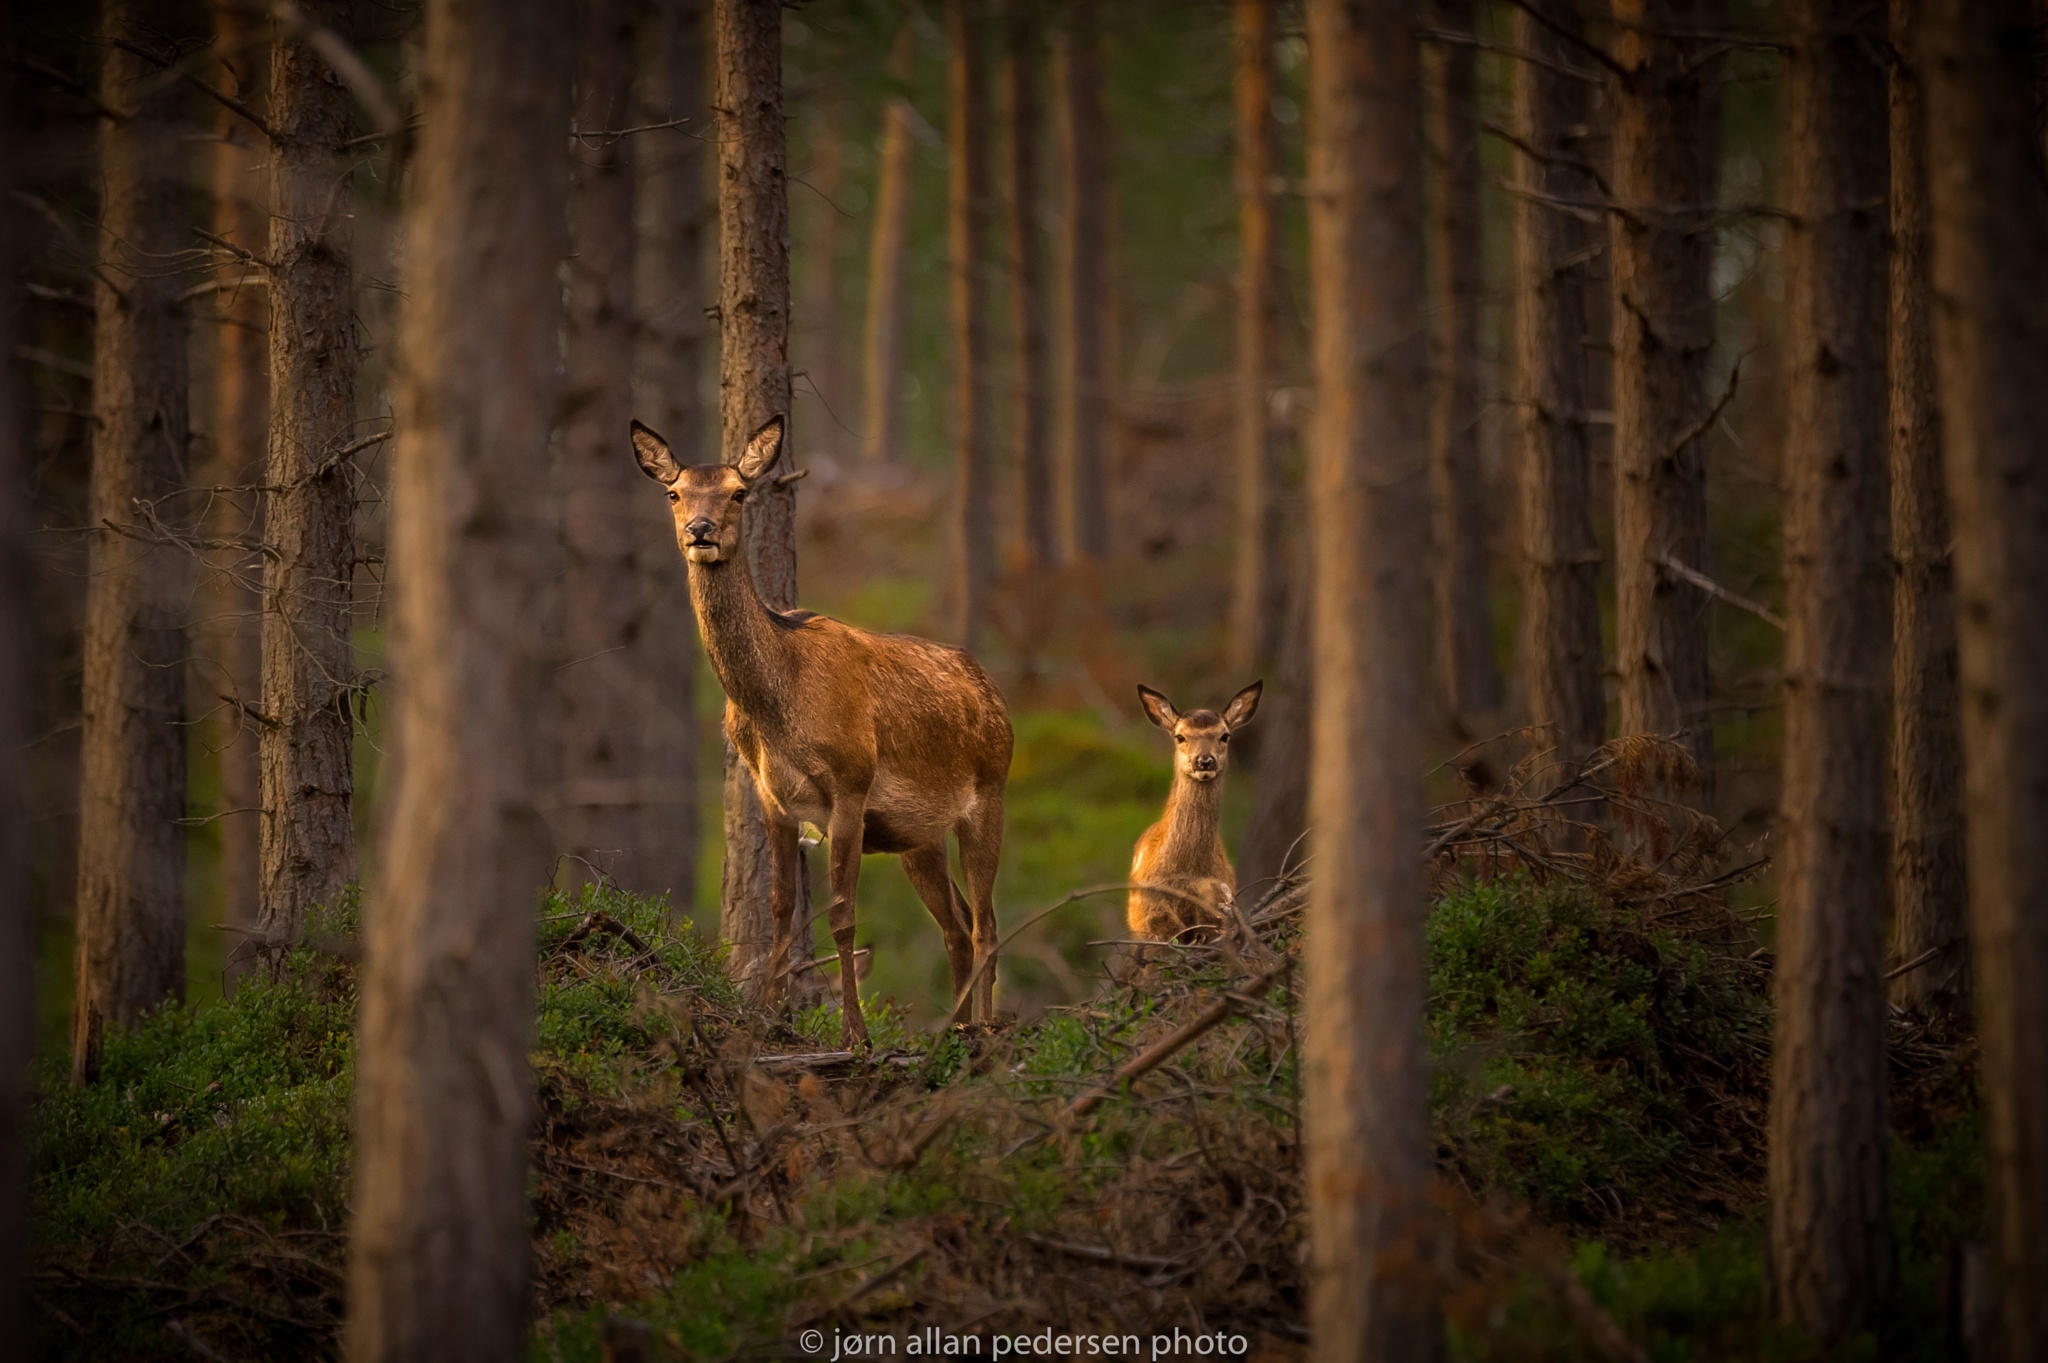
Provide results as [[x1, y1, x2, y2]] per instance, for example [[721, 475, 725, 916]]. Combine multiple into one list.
[[1192, 753, 1218, 772], [684, 517, 716, 542]]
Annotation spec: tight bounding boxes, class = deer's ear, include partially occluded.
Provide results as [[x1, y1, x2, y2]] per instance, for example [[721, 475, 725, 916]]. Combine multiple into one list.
[[1137, 685, 1178, 731], [735, 414, 785, 482], [1223, 679, 1263, 731], [632, 420, 681, 483]]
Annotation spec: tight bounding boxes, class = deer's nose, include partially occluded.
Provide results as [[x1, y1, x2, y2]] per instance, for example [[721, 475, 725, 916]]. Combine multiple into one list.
[[684, 517, 716, 542], [1193, 754, 1218, 772]]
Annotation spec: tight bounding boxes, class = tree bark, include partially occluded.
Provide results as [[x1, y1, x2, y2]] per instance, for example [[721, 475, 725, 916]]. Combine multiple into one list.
[[1052, 0, 1111, 562], [259, 0, 358, 970], [1229, 0, 1286, 673], [206, 0, 266, 985], [947, 0, 996, 650], [1885, 0, 1966, 1027], [1609, 0, 1720, 795], [1303, 1, 1440, 1358], [861, 28, 917, 468], [715, 0, 810, 989], [73, 0, 195, 1079], [1765, 0, 1893, 1339], [1923, 1, 2048, 1356], [632, 0, 707, 918], [1425, 0, 1503, 722], [1240, 531, 1312, 897], [343, 0, 570, 1355], [1511, 2, 1604, 761], [1006, 6, 1056, 572]]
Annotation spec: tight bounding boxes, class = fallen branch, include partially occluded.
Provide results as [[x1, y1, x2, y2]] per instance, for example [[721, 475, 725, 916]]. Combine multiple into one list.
[[1065, 962, 1289, 1120]]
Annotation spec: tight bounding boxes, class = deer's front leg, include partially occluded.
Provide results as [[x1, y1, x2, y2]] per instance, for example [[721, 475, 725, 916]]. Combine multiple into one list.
[[825, 799, 871, 1050], [763, 818, 801, 1010]]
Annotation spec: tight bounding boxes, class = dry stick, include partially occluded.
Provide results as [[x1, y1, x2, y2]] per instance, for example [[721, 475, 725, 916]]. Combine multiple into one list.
[[1654, 553, 1786, 631], [789, 1245, 929, 1328], [1884, 943, 1945, 983], [1064, 961, 1290, 1121], [1024, 1234, 1180, 1272]]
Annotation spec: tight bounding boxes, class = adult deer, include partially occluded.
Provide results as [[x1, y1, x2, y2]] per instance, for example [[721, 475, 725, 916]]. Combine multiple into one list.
[[1129, 682, 1262, 941], [632, 414, 1012, 1046]]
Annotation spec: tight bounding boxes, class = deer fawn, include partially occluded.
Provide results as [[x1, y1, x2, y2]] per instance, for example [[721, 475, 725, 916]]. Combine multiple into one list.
[[632, 415, 1014, 1047], [1129, 682, 1263, 941]]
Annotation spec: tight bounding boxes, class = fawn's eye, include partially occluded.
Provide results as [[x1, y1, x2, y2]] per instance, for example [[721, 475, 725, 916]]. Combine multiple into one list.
[[1174, 734, 1185, 744], [1220, 732, 1231, 743], [667, 490, 679, 503], [731, 488, 748, 504]]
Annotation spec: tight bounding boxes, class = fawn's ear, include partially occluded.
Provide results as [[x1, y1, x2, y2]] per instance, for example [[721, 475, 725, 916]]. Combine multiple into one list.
[[631, 420, 682, 483], [1137, 685, 1179, 731], [1223, 679, 1263, 731], [735, 414, 785, 482]]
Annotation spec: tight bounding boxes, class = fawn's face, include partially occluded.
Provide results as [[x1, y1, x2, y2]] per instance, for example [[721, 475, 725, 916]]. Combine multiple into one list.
[[631, 415, 785, 565], [1138, 681, 1264, 784]]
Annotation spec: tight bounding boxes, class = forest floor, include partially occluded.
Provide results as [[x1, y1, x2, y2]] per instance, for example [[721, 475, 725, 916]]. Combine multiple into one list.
[[29, 751, 1983, 1363]]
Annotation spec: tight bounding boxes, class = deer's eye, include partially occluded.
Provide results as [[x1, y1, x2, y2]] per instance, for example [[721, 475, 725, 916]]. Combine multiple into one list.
[[731, 488, 749, 505], [1174, 734, 1185, 744], [1220, 732, 1231, 743], [667, 491, 679, 503]]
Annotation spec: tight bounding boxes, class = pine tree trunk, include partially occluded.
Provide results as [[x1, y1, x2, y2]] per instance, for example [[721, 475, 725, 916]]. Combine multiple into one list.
[[1425, 0, 1502, 723], [259, 0, 358, 970], [715, 0, 809, 988], [1052, 0, 1111, 562], [796, 114, 845, 458], [1885, 0, 1967, 1027], [1228, 0, 1285, 674], [206, 0, 266, 985], [1006, 7, 1056, 571], [947, 0, 996, 649], [1609, 0, 1720, 794], [1511, 2, 1604, 760], [1303, 1, 1439, 1357], [1240, 534, 1312, 897], [632, 0, 707, 917], [860, 28, 916, 468], [344, 0, 571, 1356], [1765, 0, 1893, 1338], [1923, 1, 2048, 1354], [73, 1, 195, 1079]]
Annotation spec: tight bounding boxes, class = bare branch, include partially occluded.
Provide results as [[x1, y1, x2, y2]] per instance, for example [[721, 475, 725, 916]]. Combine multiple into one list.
[[1655, 554, 1784, 631]]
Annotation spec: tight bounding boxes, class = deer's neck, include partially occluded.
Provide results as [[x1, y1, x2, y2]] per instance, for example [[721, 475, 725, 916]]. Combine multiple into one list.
[[1158, 772, 1225, 869], [687, 550, 795, 722]]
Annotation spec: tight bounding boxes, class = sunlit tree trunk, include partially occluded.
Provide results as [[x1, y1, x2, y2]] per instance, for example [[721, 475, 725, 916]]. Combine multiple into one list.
[[72, 0, 194, 1080], [1303, 1, 1439, 1357], [343, 0, 571, 1355], [1885, 0, 1966, 1027], [1229, 0, 1285, 673], [1766, 0, 1893, 1339], [861, 28, 916, 468], [947, 0, 995, 649], [1052, 0, 1110, 562], [1923, 1, 2048, 1355], [1006, 7, 1056, 571], [258, 0, 360, 971]]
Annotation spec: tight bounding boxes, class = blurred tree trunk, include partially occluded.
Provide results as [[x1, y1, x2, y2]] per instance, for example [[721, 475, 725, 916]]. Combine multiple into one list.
[[1609, 0, 1720, 802], [344, 0, 570, 1356], [797, 112, 845, 459], [1240, 532, 1311, 897], [561, 0, 677, 895], [1425, 0, 1502, 724], [947, 0, 995, 649], [1766, 0, 1893, 1339], [72, 1, 194, 1081], [1923, 0, 2048, 1355], [1303, 1, 1439, 1358], [715, 0, 809, 989], [1511, 3, 1603, 761], [861, 28, 916, 468], [1052, 0, 1110, 562], [1229, 0, 1284, 674], [0, 45, 29, 1341], [1885, 0, 1967, 1027], [1006, 7, 1056, 571], [631, 0, 706, 917], [206, 0, 266, 987], [258, 0, 359, 972]]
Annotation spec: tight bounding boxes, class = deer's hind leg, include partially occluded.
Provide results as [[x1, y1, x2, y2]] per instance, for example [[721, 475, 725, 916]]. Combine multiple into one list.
[[954, 793, 1005, 1023], [902, 844, 974, 1012]]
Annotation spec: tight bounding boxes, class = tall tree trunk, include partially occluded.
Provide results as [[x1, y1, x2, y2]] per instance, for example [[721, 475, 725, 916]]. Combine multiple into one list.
[[1052, 0, 1110, 562], [1240, 531, 1312, 896], [73, 0, 195, 1080], [1766, 0, 1893, 1338], [1512, 2, 1604, 760], [797, 112, 846, 458], [947, 0, 995, 649], [1923, 1, 2048, 1355], [259, 0, 359, 970], [861, 27, 916, 468], [633, 0, 707, 916], [1006, 7, 1056, 571], [343, 0, 570, 1355], [559, 0, 667, 893], [1609, 0, 1720, 797], [1303, 1, 1439, 1358], [1425, 0, 1503, 723], [206, 0, 266, 985], [1886, 0, 1967, 1026], [1229, 0, 1285, 673], [715, 0, 809, 989]]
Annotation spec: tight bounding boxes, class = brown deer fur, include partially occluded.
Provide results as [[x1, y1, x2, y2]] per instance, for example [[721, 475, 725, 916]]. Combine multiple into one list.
[[1129, 682, 1262, 940], [633, 415, 1013, 1045]]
